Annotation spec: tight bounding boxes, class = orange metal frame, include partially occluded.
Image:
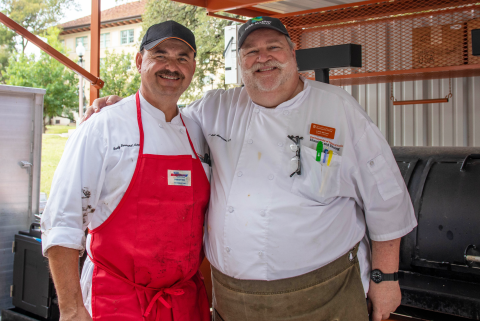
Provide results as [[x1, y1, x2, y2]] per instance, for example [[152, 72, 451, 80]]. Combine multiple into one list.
[[172, 0, 388, 18], [206, 12, 246, 23], [176, 0, 480, 86], [0, 0, 104, 104], [0, 11, 104, 91], [90, 0, 101, 103], [393, 98, 449, 105], [173, 0, 277, 15]]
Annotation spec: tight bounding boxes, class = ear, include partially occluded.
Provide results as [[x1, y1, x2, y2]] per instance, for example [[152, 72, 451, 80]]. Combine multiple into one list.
[[135, 51, 143, 73], [193, 58, 196, 74]]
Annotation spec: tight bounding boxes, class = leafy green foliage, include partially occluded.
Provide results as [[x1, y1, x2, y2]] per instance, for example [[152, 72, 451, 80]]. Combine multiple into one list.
[[0, 0, 76, 82], [1, 0, 77, 52], [0, 24, 16, 82], [4, 27, 78, 128], [100, 50, 141, 97], [142, 0, 240, 103]]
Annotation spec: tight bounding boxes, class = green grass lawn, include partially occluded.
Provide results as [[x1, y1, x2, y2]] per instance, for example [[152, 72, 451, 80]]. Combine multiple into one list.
[[45, 125, 74, 134], [41, 135, 68, 197]]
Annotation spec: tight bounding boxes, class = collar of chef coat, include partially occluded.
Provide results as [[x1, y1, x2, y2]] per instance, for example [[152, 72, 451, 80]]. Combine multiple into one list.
[[250, 76, 311, 111], [138, 91, 182, 125]]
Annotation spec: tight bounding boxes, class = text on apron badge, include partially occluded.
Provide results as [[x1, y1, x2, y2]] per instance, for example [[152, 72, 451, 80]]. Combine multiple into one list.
[[168, 170, 192, 186]]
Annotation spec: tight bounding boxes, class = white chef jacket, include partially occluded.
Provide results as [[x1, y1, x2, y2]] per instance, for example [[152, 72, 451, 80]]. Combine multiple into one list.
[[41, 92, 209, 314], [183, 77, 417, 294]]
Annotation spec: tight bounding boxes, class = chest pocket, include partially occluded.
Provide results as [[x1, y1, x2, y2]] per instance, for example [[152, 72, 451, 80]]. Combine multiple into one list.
[[290, 146, 342, 204]]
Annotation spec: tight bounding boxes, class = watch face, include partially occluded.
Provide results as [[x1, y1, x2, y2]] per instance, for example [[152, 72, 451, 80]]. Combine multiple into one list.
[[371, 270, 382, 283]]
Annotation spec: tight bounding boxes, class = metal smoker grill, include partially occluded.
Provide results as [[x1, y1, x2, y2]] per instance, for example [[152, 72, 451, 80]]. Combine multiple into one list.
[[392, 147, 480, 320]]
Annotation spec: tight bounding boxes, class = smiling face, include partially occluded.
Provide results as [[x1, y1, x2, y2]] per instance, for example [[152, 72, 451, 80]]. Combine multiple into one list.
[[239, 28, 298, 94], [136, 38, 196, 100]]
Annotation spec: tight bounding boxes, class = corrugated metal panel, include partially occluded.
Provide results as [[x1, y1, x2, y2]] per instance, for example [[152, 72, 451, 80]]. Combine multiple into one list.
[[342, 77, 480, 147], [0, 85, 44, 310]]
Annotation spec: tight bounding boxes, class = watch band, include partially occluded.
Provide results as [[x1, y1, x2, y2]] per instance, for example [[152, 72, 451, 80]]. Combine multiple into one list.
[[382, 272, 398, 281], [370, 269, 399, 283]]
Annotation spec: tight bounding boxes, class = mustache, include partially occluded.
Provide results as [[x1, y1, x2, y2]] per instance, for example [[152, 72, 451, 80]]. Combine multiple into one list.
[[247, 60, 288, 73], [156, 69, 185, 79]]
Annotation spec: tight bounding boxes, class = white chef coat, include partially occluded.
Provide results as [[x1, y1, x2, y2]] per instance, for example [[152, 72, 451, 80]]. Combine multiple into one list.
[[41, 92, 209, 314], [183, 77, 417, 294]]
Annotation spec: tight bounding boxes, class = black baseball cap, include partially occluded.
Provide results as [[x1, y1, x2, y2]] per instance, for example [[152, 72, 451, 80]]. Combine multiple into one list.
[[140, 21, 196, 57], [238, 16, 290, 49]]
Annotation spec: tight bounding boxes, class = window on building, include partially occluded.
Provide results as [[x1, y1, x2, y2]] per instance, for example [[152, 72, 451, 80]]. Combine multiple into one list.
[[121, 29, 134, 45], [100, 33, 110, 48], [75, 36, 88, 51]]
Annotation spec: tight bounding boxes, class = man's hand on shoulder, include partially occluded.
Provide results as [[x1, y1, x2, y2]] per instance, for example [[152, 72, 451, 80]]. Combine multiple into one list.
[[367, 280, 401, 321], [80, 95, 123, 124]]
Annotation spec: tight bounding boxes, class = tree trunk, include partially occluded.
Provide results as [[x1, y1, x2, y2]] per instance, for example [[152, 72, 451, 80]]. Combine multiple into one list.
[[21, 37, 28, 53]]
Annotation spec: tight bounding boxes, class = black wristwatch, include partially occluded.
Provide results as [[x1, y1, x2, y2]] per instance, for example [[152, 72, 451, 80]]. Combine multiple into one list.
[[370, 269, 398, 283]]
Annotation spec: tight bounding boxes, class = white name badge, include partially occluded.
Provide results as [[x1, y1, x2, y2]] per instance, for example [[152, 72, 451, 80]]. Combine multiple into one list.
[[167, 170, 191, 186]]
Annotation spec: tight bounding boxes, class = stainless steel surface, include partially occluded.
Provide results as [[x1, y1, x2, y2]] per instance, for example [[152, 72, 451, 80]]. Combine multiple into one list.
[[255, 0, 367, 14], [342, 77, 480, 147], [0, 85, 45, 310]]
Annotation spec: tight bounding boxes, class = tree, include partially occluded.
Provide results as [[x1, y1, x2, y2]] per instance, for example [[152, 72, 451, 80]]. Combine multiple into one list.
[[0, 24, 16, 82], [142, 0, 240, 103], [100, 50, 140, 97], [4, 27, 78, 130], [1, 0, 77, 53], [0, 0, 76, 82]]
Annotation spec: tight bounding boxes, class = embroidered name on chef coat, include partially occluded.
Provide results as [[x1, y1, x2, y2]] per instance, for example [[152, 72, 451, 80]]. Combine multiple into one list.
[[310, 123, 336, 139], [168, 170, 191, 186]]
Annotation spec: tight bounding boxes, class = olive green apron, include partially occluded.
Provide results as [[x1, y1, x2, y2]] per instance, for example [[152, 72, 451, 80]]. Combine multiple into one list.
[[212, 243, 368, 321]]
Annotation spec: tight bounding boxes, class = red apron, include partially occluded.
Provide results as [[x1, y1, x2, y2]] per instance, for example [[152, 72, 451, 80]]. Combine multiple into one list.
[[88, 92, 211, 321]]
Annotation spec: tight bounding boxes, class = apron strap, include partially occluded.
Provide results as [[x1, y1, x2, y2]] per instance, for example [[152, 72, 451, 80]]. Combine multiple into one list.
[[87, 254, 184, 316], [137, 91, 200, 167], [135, 91, 145, 156], [179, 113, 203, 167], [348, 242, 361, 262]]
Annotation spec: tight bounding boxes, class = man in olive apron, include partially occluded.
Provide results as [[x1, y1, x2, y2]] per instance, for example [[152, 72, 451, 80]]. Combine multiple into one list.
[[84, 17, 417, 321]]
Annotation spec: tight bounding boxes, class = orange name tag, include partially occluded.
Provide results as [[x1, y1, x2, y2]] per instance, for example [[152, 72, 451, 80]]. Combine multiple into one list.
[[310, 123, 336, 139]]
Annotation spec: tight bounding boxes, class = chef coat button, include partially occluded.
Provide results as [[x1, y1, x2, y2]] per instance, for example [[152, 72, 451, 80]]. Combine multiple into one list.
[[254, 109, 260, 113], [283, 110, 289, 116], [180, 128, 184, 134], [268, 174, 274, 180], [369, 161, 375, 166], [260, 210, 266, 217], [258, 251, 263, 257], [237, 171, 243, 177], [226, 247, 231, 253], [247, 139, 253, 144], [228, 206, 234, 213], [277, 142, 284, 147], [158, 123, 163, 128]]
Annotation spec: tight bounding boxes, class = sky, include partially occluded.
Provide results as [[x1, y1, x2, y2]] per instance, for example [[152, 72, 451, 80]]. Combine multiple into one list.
[[24, 0, 137, 56], [60, 0, 138, 24]]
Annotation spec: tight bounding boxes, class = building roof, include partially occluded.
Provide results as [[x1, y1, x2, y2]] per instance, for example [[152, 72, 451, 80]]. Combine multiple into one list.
[[59, 0, 146, 35]]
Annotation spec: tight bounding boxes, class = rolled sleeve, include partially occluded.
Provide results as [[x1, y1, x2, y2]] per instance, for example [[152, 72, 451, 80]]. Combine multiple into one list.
[[354, 121, 417, 241], [41, 226, 86, 256], [41, 121, 107, 257]]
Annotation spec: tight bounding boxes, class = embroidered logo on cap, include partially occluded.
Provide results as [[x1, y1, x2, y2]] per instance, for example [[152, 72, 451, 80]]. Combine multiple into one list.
[[251, 16, 263, 22], [310, 123, 336, 139], [168, 170, 191, 186]]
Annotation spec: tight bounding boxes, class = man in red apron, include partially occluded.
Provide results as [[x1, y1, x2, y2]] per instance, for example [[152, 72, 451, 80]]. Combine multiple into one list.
[[41, 21, 210, 321]]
